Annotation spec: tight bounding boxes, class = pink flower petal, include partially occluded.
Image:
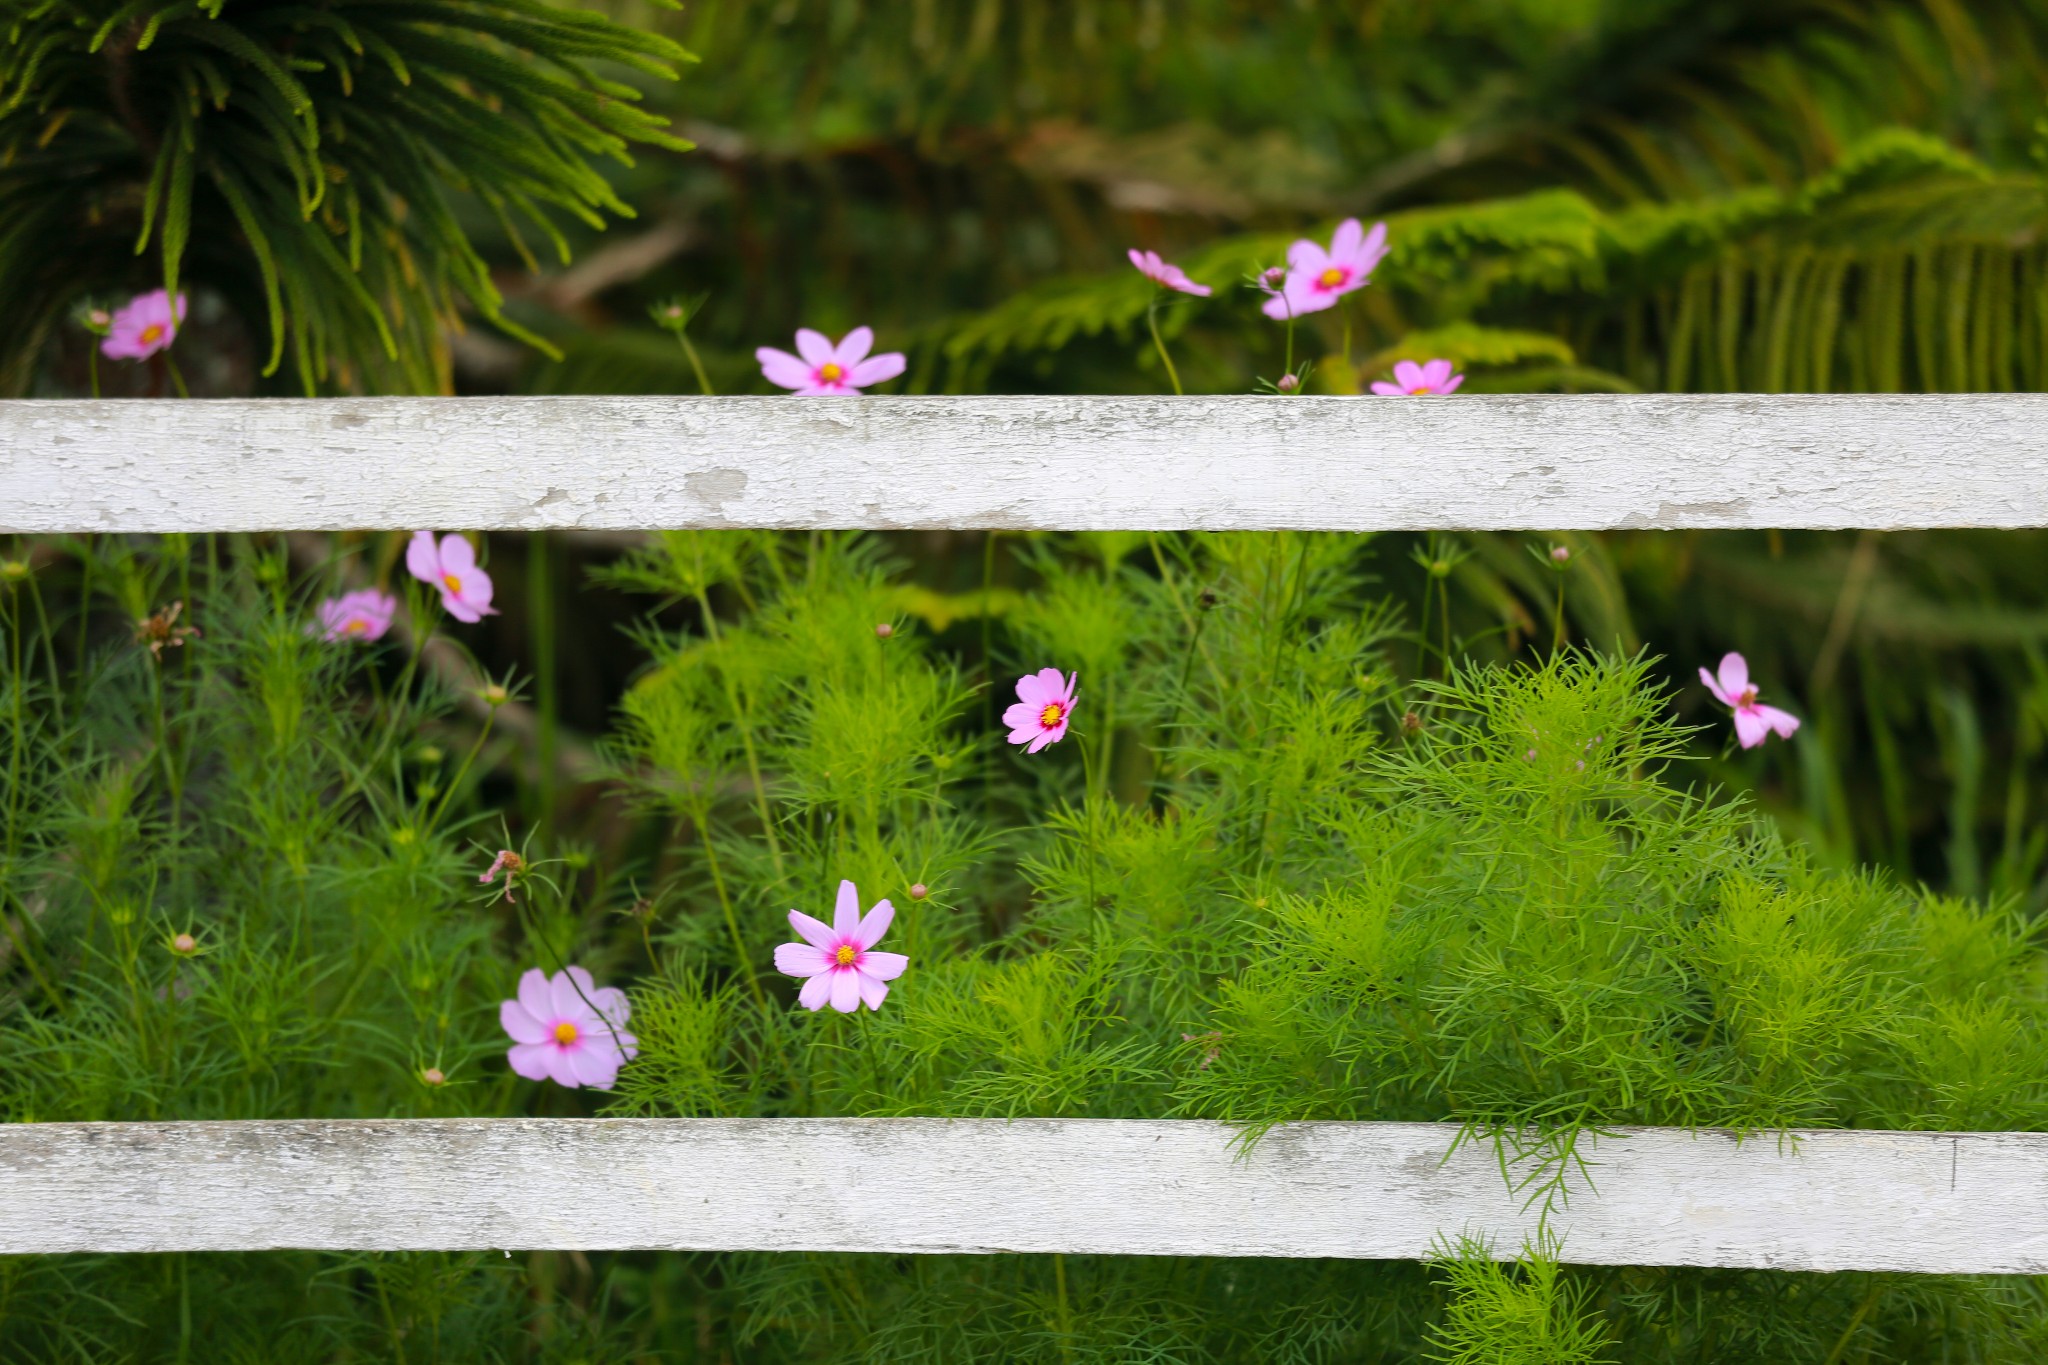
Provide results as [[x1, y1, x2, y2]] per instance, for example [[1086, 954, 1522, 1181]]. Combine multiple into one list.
[[777, 942, 832, 976], [507, 1042, 554, 1081], [856, 971, 889, 1011], [1329, 218, 1364, 261], [1001, 701, 1039, 730], [788, 909, 837, 950], [833, 326, 874, 368], [1260, 291, 1299, 321], [758, 347, 813, 390], [1699, 666, 1736, 708], [1717, 652, 1751, 699], [552, 965, 599, 1020], [1733, 707, 1769, 749], [1285, 239, 1328, 273], [1421, 359, 1454, 388], [1006, 725, 1044, 746], [544, 1045, 583, 1088], [848, 352, 905, 387], [569, 1044, 623, 1089], [1013, 672, 1049, 706], [1034, 667, 1068, 698], [1756, 704, 1801, 739], [500, 999, 549, 1045], [516, 968, 554, 1023], [853, 899, 895, 950], [861, 951, 908, 982], [798, 973, 833, 1010], [1393, 360, 1425, 390], [832, 880, 861, 937], [1370, 382, 1404, 396], [794, 329, 835, 367], [406, 530, 441, 584], [437, 534, 477, 578], [828, 968, 861, 1013], [442, 593, 484, 624], [589, 986, 632, 1029], [1438, 373, 1464, 394]]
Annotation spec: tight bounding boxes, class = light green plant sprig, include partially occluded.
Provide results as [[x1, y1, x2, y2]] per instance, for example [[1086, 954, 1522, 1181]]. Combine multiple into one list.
[[0, 0, 696, 393]]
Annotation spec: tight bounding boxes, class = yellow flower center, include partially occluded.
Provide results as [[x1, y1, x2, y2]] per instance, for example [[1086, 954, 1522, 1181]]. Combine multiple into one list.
[[442, 573, 462, 593], [345, 619, 367, 634], [835, 944, 858, 966], [1738, 686, 1758, 706], [1317, 267, 1346, 289], [1039, 702, 1066, 727], [819, 362, 844, 382], [139, 324, 164, 344], [553, 1021, 579, 1046]]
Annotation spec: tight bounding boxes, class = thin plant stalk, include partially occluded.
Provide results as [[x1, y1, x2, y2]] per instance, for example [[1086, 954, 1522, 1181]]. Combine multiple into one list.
[[1146, 297, 1185, 396]]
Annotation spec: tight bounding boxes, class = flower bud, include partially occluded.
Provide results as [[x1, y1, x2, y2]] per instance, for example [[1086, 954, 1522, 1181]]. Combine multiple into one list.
[[1549, 545, 1571, 564], [421, 1067, 446, 1086], [1401, 710, 1423, 735], [1276, 374, 1299, 393], [171, 932, 197, 955], [481, 682, 510, 708], [908, 883, 929, 901], [1197, 589, 1220, 610], [1260, 266, 1286, 289], [874, 622, 894, 638], [0, 560, 28, 583]]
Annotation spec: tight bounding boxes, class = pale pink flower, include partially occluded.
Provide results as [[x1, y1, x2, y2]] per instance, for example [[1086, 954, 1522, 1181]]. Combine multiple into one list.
[[1128, 249, 1212, 297], [500, 965, 638, 1089], [1003, 668, 1077, 753], [1262, 219, 1389, 320], [101, 289, 187, 360], [775, 880, 908, 1013], [1700, 652, 1801, 750], [406, 531, 497, 623], [756, 327, 906, 395], [313, 589, 396, 642], [1371, 359, 1464, 396]]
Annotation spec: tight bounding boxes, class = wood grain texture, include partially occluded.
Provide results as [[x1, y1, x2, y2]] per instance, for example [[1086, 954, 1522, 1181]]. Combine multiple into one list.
[[4, 395, 2047, 533], [1, 1117, 2043, 1271]]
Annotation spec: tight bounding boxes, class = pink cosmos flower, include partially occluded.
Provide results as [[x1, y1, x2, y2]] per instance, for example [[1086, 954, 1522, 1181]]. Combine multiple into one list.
[[1003, 668, 1077, 753], [313, 589, 396, 643], [775, 880, 909, 1013], [406, 531, 497, 623], [101, 289, 187, 360], [756, 327, 906, 395], [1371, 359, 1464, 396], [1128, 249, 1212, 297], [500, 965, 638, 1089], [1262, 218, 1389, 320], [1700, 652, 1801, 750]]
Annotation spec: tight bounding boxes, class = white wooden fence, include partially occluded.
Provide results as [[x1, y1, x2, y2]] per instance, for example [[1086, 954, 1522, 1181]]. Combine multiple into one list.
[[4, 393, 2046, 1270]]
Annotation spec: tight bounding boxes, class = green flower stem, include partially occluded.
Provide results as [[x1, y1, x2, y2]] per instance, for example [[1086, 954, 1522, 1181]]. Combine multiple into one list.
[[1146, 297, 1185, 396]]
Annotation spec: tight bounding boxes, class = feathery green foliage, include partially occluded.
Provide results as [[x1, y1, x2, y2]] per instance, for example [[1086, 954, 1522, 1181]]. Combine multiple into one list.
[[8, 528, 2048, 1359], [0, 0, 694, 394]]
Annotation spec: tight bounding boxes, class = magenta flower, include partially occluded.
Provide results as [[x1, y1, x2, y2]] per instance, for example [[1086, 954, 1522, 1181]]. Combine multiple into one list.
[[313, 589, 396, 643], [1262, 219, 1389, 320], [500, 965, 638, 1089], [405, 531, 497, 623], [1003, 668, 1078, 753], [1371, 359, 1464, 396], [1128, 249, 1212, 297], [775, 880, 908, 1013], [756, 327, 906, 395], [101, 289, 187, 360], [1700, 652, 1801, 750]]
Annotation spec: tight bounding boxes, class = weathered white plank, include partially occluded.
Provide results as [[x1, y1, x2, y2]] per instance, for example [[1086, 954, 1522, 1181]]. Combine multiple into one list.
[[3, 395, 2046, 533], [1, 1118, 2042, 1272]]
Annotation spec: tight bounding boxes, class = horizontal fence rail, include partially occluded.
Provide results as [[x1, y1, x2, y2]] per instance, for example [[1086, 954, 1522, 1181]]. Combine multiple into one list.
[[5, 395, 2048, 533], [3, 1118, 2045, 1272]]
